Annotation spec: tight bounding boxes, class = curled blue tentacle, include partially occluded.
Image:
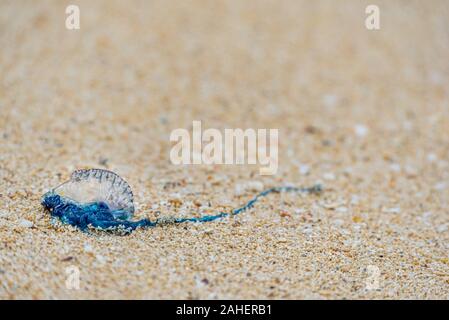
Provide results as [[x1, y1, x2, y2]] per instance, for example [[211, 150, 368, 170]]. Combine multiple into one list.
[[42, 184, 322, 234]]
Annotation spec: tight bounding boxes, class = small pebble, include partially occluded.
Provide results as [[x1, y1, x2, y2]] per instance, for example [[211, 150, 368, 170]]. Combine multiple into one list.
[[279, 210, 291, 218]]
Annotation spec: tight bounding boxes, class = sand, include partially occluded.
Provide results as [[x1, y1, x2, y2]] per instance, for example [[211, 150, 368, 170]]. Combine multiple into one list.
[[0, 0, 448, 299]]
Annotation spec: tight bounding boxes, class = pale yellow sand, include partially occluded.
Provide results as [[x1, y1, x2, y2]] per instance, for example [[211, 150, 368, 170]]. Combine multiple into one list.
[[0, 0, 448, 299]]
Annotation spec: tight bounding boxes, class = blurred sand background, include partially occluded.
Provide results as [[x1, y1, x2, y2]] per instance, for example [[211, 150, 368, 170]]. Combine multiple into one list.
[[0, 0, 448, 299]]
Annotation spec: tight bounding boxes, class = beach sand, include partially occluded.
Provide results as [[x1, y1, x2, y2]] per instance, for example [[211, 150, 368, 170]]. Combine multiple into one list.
[[0, 0, 448, 299]]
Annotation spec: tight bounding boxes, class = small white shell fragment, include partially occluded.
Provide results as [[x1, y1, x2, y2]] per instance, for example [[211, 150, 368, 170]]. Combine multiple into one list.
[[19, 219, 34, 228], [84, 243, 93, 253], [322, 94, 338, 108], [246, 181, 264, 192], [350, 195, 360, 205], [234, 181, 264, 196], [0, 210, 10, 218], [323, 173, 335, 181], [383, 207, 401, 214], [299, 164, 310, 175], [354, 124, 369, 137], [389, 163, 401, 172], [333, 219, 344, 227], [336, 206, 348, 213], [404, 165, 417, 177], [96, 254, 106, 263], [436, 224, 448, 233], [433, 182, 446, 191], [427, 153, 437, 162]]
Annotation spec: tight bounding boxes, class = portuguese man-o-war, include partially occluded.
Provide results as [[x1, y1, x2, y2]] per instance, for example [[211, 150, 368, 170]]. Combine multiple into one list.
[[41, 168, 323, 234]]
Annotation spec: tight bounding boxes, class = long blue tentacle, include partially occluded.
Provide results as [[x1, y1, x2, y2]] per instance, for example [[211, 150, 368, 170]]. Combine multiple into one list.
[[170, 185, 322, 225]]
